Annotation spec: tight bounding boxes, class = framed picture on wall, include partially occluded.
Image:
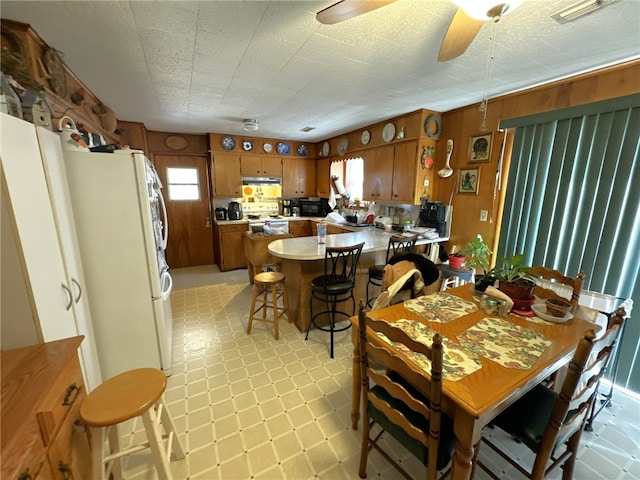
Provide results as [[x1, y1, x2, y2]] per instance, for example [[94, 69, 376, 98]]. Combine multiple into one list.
[[469, 133, 492, 163], [459, 167, 480, 194]]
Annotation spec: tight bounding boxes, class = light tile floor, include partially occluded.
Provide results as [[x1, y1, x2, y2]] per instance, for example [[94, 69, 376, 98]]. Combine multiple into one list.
[[118, 265, 640, 479]]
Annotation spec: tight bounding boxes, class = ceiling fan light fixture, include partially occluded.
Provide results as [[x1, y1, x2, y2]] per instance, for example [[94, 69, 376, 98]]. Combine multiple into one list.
[[453, 0, 523, 21], [243, 119, 259, 131]]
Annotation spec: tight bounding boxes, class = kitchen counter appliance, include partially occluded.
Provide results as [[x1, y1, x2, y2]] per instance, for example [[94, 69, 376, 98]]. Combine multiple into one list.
[[300, 198, 330, 217], [418, 200, 452, 237], [215, 207, 227, 220], [228, 201, 243, 220]]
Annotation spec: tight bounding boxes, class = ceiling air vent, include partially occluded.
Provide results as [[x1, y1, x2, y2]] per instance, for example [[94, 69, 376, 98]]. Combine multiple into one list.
[[552, 0, 617, 24], [300, 126, 316, 133]]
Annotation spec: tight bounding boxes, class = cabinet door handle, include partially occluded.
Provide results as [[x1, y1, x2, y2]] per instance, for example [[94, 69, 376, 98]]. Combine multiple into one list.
[[62, 382, 80, 406], [71, 278, 82, 303], [61, 283, 73, 311], [18, 470, 33, 480]]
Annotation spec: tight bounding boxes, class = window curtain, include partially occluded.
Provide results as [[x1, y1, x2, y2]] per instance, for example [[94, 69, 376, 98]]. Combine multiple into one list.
[[498, 94, 640, 392]]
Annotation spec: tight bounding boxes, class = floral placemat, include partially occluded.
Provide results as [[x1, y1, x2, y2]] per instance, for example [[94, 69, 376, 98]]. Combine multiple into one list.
[[403, 292, 478, 323], [376, 319, 482, 381], [457, 317, 551, 369]]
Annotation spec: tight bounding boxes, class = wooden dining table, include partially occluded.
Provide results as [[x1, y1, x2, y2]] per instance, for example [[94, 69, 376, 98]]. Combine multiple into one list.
[[349, 284, 599, 480]]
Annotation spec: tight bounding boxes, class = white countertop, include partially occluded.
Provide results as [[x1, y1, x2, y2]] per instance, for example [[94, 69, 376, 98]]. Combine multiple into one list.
[[268, 227, 448, 260]]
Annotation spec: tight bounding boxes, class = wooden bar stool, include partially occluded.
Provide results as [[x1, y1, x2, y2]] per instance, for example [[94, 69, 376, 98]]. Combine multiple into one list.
[[80, 368, 184, 480], [247, 271, 291, 339]]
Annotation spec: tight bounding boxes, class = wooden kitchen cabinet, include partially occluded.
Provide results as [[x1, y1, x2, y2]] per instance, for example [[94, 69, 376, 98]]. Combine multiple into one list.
[[241, 155, 282, 177], [315, 157, 332, 197], [1, 336, 90, 480], [216, 223, 249, 271], [288, 220, 311, 238], [282, 157, 316, 197], [362, 141, 419, 203], [391, 141, 418, 203], [363, 145, 393, 201], [212, 153, 242, 197]]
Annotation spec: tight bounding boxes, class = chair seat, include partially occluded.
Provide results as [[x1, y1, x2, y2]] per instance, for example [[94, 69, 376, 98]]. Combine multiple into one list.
[[369, 378, 457, 470], [492, 383, 576, 453], [311, 275, 354, 295], [80, 368, 166, 427], [368, 264, 385, 278]]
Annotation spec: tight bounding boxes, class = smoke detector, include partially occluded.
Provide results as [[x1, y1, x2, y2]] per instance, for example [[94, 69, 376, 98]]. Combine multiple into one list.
[[243, 119, 259, 131]]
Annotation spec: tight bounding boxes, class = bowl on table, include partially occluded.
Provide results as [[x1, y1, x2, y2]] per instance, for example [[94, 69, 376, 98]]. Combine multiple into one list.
[[545, 298, 572, 318]]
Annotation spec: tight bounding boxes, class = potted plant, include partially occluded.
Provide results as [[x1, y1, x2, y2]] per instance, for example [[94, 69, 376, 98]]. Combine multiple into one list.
[[448, 251, 466, 270], [494, 253, 536, 300], [463, 234, 495, 292]]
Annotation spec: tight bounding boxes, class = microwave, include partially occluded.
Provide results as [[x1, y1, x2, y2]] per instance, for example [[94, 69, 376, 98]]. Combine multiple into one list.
[[300, 199, 330, 217]]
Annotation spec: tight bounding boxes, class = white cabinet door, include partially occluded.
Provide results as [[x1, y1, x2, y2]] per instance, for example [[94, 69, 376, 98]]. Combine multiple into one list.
[[0, 114, 78, 342], [36, 127, 102, 391]]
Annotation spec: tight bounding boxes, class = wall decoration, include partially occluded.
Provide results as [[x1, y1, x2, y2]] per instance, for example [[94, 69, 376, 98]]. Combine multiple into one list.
[[459, 167, 480, 194], [468, 133, 492, 163]]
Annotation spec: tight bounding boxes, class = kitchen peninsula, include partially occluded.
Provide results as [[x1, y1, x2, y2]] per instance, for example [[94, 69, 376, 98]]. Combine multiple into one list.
[[268, 226, 447, 331]]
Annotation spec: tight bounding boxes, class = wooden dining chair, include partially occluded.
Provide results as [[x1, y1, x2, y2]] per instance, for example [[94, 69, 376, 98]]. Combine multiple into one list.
[[357, 302, 456, 480], [366, 234, 419, 307], [527, 267, 584, 313], [476, 307, 626, 480]]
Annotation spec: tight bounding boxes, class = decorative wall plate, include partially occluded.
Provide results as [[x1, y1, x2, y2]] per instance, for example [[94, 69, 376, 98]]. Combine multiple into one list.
[[222, 136, 236, 150], [165, 135, 188, 150], [424, 114, 442, 139], [382, 122, 396, 143], [263, 143, 273, 153], [338, 137, 348, 156], [297, 144, 308, 156], [322, 142, 330, 156], [361, 130, 370, 145], [277, 142, 291, 155], [242, 140, 253, 151], [42, 48, 67, 97]]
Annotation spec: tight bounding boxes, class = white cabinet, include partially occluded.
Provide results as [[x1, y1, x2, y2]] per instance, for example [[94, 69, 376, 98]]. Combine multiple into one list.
[[0, 113, 102, 391]]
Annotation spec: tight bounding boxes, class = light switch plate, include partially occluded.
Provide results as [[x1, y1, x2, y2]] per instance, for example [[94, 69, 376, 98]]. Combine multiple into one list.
[[480, 210, 488, 221]]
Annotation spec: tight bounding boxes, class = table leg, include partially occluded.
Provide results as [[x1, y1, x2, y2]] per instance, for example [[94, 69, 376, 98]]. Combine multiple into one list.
[[351, 325, 361, 430], [450, 412, 482, 480]]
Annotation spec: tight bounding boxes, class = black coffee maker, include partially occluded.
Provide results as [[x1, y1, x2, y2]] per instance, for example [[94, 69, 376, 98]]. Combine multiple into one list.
[[419, 199, 447, 236], [228, 201, 243, 220]]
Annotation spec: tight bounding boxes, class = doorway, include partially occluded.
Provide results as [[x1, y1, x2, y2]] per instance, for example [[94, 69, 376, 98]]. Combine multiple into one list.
[[153, 155, 214, 268]]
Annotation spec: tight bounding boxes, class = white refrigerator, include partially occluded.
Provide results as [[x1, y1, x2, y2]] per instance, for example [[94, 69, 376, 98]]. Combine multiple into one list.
[[63, 149, 173, 379]]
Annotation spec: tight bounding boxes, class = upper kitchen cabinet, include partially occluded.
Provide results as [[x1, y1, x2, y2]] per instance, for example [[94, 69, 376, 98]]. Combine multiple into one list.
[[316, 157, 332, 197], [363, 141, 423, 204], [283, 157, 316, 197], [391, 141, 419, 203], [212, 153, 242, 197], [240, 155, 282, 177], [363, 145, 394, 201]]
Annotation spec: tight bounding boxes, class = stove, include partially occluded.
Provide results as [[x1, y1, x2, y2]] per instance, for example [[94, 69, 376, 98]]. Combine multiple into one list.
[[242, 201, 280, 219]]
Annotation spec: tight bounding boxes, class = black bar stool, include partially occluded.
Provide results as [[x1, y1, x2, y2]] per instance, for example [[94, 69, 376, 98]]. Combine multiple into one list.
[[306, 242, 365, 358]]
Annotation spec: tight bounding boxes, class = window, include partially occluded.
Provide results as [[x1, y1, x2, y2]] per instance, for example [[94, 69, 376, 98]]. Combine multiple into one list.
[[166, 167, 200, 201], [331, 158, 364, 201]]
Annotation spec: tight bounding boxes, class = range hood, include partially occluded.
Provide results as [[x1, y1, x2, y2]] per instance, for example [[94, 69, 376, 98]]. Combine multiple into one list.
[[242, 177, 281, 185]]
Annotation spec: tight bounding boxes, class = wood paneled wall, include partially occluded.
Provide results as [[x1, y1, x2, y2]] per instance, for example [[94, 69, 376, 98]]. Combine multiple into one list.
[[433, 60, 640, 259]]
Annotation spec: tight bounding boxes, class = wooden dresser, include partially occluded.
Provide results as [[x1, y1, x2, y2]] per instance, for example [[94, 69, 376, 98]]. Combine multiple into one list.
[[1, 336, 91, 479]]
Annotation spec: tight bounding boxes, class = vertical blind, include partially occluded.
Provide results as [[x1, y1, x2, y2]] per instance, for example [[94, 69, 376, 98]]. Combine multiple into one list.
[[498, 94, 640, 392]]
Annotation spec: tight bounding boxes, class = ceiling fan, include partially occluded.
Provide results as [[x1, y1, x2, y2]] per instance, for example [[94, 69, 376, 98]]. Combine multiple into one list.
[[316, 0, 523, 61]]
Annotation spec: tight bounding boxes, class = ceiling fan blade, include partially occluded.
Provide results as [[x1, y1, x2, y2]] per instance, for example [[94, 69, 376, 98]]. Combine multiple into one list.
[[316, 0, 396, 25], [438, 7, 484, 62]]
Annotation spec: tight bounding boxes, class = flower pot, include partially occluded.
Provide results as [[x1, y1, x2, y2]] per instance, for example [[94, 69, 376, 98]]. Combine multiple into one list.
[[497, 279, 536, 300], [448, 254, 466, 270], [545, 298, 571, 317], [474, 275, 495, 293]]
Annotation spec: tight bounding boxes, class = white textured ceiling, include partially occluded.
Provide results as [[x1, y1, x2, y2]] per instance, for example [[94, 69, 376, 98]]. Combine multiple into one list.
[[2, 0, 639, 142]]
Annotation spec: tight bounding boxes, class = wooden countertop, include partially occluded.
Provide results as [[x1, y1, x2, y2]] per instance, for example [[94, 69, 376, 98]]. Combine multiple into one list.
[[268, 228, 448, 260]]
